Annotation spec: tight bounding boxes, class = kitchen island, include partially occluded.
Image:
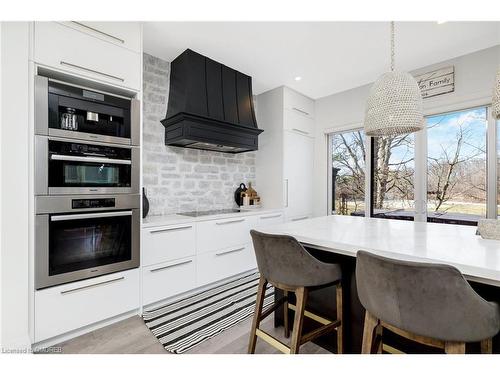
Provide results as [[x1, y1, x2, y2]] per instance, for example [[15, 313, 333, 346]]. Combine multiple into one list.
[[262, 215, 500, 353]]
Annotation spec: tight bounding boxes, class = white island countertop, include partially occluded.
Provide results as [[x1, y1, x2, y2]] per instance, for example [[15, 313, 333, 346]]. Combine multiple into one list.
[[262, 215, 500, 287]]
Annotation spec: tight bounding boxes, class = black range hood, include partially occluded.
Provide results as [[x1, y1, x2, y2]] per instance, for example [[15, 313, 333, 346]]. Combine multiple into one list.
[[161, 49, 263, 153]]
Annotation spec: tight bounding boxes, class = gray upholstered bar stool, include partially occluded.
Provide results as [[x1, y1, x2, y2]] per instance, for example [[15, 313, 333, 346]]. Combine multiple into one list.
[[356, 250, 500, 354], [248, 230, 343, 354]]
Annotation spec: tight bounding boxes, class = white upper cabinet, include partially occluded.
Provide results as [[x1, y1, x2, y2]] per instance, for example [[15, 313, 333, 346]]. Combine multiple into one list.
[[256, 86, 316, 220], [33, 22, 141, 91], [283, 109, 315, 137], [61, 22, 141, 53], [283, 87, 315, 119]]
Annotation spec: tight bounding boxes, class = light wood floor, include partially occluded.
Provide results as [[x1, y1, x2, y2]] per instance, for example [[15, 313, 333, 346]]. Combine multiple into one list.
[[55, 313, 330, 354]]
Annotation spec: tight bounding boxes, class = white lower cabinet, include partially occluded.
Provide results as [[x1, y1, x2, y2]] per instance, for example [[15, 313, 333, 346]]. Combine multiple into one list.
[[142, 223, 195, 266], [34, 269, 140, 343], [141, 211, 282, 307], [142, 257, 197, 306], [197, 244, 256, 286], [196, 216, 251, 254]]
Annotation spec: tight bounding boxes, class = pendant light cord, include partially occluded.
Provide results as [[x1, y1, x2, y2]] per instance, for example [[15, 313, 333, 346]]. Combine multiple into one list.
[[390, 21, 395, 72]]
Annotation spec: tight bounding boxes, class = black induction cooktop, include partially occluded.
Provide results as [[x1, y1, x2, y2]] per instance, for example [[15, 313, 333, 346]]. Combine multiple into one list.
[[178, 209, 241, 217]]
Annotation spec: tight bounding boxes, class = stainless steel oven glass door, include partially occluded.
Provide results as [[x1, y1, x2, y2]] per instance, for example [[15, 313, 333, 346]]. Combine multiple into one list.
[[35, 209, 140, 289]]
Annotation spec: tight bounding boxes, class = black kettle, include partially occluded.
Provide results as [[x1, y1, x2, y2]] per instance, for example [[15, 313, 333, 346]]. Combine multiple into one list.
[[234, 183, 247, 206]]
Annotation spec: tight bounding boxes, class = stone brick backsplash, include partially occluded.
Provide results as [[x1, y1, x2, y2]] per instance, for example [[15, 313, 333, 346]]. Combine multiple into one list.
[[142, 53, 257, 216]]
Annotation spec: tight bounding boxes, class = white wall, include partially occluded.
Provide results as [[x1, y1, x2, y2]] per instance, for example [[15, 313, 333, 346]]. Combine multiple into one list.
[[312, 45, 500, 217], [0, 22, 31, 350]]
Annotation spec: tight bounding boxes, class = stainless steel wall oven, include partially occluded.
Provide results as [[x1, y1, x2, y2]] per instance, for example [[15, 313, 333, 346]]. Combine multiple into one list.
[[34, 74, 141, 289], [35, 195, 140, 289]]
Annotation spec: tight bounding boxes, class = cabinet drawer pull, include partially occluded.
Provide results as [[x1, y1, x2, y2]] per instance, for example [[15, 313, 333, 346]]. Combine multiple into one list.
[[60, 61, 125, 82], [215, 218, 245, 225], [260, 214, 282, 219], [60, 276, 125, 295], [284, 179, 289, 208], [149, 225, 193, 234], [71, 22, 125, 44], [292, 128, 310, 135], [292, 107, 310, 116], [150, 260, 193, 273], [216, 247, 245, 256], [291, 216, 309, 222]]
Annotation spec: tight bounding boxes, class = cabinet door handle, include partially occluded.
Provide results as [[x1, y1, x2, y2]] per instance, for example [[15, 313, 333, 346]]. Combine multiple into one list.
[[216, 247, 245, 256], [292, 128, 310, 136], [260, 214, 282, 219], [60, 61, 125, 82], [71, 22, 125, 44], [149, 225, 193, 234], [291, 216, 309, 222], [215, 218, 245, 225], [284, 179, 289, 207], [292, 107, 310, 116], [60, 276, 125, 295], [150, 260, 193, 273]]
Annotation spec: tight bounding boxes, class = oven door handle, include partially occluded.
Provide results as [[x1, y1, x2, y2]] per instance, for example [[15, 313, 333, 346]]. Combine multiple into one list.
[[50, 154, 132, 165], [51, 210, 133, 221]]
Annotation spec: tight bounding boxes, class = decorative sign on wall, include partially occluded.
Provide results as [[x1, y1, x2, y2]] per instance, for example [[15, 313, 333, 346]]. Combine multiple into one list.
[[415, 65, 455, 99]]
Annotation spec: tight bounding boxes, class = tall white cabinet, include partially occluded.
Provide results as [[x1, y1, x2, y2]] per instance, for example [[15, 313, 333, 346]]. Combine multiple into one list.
[[256, 87, 315, 222]]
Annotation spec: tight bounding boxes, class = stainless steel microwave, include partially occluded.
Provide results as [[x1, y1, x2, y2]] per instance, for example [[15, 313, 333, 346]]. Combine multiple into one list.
[[35, 75, 140, 146], [35, 136, 139, 195], [35, 194, 140, 289]]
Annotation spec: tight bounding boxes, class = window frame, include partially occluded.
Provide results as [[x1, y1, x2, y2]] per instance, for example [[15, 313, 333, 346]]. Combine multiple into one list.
[[327, 102, 498, 224]]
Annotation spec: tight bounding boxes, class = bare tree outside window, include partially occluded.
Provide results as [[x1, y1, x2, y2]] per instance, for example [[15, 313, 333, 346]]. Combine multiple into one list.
[[331, 131, 365, 215], [372, 134, 415, 219], [427, 107, 487, 221]]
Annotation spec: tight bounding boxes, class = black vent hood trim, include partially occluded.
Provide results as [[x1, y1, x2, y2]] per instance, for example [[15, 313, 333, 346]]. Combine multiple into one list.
[[161, 49, 263, 154]]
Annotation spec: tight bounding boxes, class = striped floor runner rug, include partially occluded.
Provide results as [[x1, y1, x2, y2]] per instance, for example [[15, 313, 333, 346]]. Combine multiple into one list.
[[142, 272, 274, 354]]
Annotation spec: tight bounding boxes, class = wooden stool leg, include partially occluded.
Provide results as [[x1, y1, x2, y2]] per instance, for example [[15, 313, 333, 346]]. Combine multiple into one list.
[[283, 291, 290, 339], [248, 277, 268, 354], [444, 342, 466, 354], [375, 325, 383, 353], [290, 287, 308, 354], [361, 310, 379, 354], [480, 338, 492, 354], [335, 283, 343, 354]]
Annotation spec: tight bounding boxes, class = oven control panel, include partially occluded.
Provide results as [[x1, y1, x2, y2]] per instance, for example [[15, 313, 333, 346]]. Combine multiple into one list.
[[72, 198, 116, 209]]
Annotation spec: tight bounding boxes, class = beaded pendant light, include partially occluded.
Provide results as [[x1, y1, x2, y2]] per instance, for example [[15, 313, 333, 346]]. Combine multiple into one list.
[[493, 67, 500, 119], [364, 22, 424, 137]]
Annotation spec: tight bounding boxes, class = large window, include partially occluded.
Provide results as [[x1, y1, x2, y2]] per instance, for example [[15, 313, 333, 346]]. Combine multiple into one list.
[[331, 130, 366, 216], [371, 134, 415, 220], [426, 108, 487, 224], [329, 105, 496, 225]]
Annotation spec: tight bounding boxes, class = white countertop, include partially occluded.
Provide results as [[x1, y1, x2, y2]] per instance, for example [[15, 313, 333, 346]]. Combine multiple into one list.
[[262, 215, 500, 287], [141, 208, 284, 228]]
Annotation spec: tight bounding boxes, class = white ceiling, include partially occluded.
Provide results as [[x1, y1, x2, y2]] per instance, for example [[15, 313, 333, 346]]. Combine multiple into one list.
[[143, 22, 500, 99]]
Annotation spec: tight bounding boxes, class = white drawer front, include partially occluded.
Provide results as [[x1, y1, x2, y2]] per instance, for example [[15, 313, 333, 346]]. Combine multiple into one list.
[[142, 224, 195, 266], [62, 22, 141, 53], [142, 257, 196, 306], [34, 22, 141, 91], [251, 212, 285, 231], [197, 244, 256, 286], [196, 217, 251, 254], [34, 269, 140, 342], [283, 88, 315, 118], [284, 110, 315, 137]]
